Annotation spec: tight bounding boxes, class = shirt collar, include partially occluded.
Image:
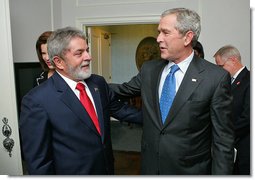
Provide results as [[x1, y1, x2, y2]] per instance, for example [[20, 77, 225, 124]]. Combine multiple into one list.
[[56, 71, 88, 91], [232, 66, 245, 79], [165, 51, 194, 74]]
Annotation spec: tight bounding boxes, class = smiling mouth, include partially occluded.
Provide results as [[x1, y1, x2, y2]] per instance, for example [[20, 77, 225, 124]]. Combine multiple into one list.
[[45, 60, 51, 65], [81, 62, 90, 69], [81, 64, 89, 68]]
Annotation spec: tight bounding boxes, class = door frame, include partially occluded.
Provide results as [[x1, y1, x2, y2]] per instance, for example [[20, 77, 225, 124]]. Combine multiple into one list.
[[76, 15, 159, 28], [78, 15, 159, 83], [86, 27, 112, 82], [0, 0, 23, 175]]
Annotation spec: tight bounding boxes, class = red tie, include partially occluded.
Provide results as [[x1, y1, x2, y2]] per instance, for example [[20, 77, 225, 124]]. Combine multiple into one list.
[[76, 82, 101, 135]]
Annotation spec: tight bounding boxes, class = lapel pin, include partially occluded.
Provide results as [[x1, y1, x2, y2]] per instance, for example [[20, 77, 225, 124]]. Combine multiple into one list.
[[94, 87, 99, 91], [192, 78, 197, 82], [236, 81, 240, 85]]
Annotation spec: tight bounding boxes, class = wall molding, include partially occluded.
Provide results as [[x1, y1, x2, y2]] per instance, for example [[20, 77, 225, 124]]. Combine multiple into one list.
[[76, 14, 159, 29]]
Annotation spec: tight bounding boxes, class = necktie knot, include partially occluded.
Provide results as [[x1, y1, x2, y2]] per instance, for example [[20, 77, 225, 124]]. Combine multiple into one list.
[[76, 82, 85, 91], [170, 64, 179, 74]]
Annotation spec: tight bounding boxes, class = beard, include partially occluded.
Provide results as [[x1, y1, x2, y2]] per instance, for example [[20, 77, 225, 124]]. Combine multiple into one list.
[[66, 61, 92, 81]]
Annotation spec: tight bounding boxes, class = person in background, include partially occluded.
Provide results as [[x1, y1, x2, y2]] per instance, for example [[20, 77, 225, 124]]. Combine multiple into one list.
[[35, 31, 55, 85], [19, 26, 141, 175], [214, 45, 250, 175], [193, 40, 204, 58], [110, 8, 234, 175]]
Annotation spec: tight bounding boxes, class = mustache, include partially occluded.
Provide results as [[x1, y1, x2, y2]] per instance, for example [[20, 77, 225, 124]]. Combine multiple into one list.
[[80, 60, 90, 67]]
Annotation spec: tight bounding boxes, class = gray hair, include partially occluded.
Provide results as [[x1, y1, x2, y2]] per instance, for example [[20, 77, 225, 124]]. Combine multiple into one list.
[[214, 45, 241, 62], [161, 8, 201, 47], [47, 26, 86, 65]]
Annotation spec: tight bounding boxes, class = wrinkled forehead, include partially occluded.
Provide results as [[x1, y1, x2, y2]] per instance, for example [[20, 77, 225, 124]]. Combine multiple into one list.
[[158, 14, 177, 29], [62, 37, 87, 55]]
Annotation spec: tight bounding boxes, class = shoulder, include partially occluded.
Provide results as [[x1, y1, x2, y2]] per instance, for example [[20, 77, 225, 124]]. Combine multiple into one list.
[[197, 58, 228, 75], [87, 74, 107, 84], [86, 74, 110, 96], [140, 59, 167, 73], [241, 67, 250, 79], [85, 74, 109, 91], [236, 67, 250, 86], [142, 59, 166, 67], [24, 77, 54, 101]]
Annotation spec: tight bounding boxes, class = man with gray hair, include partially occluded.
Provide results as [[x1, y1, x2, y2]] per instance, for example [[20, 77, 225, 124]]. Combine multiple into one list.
[[214, 45, 250, 175], [110, 8, 234, 174], [19, 26, 141, 175]]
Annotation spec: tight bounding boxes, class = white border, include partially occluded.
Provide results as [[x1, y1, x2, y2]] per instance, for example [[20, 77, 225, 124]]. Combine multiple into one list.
[[76, 0, 176, 7]]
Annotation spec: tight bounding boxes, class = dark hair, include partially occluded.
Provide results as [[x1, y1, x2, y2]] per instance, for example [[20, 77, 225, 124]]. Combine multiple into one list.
[[193, 41, 204, 58], [35, 31, 53, 71]]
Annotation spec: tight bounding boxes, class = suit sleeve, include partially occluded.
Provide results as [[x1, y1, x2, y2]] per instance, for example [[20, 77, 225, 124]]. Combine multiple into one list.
[[210, 72, 235, 174], [19, 94, 55, 175], [106, 72, 143, 124], [109, 71, 142, 97], [107, 87, 142, 124]]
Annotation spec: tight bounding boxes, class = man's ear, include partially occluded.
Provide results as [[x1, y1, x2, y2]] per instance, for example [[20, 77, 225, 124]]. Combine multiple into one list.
[[53, 56, 64, 70], [184, 31, 194, 46]]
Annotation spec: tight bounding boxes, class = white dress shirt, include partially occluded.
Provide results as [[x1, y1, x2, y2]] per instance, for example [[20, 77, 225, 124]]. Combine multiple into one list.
[[158, 52, 194, 99], [56, 71, 98, 114]]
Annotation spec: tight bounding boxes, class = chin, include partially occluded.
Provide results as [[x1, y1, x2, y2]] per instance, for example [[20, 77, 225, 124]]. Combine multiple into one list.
[[161, 55, 167, 59], [82, 72, 92, 79]]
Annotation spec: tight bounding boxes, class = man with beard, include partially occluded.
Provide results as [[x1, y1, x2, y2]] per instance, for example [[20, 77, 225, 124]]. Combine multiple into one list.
[[19, 27, 141, 175]]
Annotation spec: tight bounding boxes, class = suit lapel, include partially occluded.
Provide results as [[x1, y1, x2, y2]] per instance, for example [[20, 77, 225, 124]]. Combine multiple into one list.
[[52, 73, 101, 137], [85, 79, 105, 141], [231, 67, 249, 90], [152, 60, 169, 128], [163, 57, 204, 127]]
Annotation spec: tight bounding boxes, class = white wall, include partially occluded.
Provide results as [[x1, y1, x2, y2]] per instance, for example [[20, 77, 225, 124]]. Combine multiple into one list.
[[10, 0, 53, 62], [199, 0, 250, 66], [10, 0, 250, 71]]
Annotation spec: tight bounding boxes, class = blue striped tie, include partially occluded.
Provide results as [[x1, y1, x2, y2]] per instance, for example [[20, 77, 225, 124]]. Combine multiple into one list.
[[160, 64, 180, 123]]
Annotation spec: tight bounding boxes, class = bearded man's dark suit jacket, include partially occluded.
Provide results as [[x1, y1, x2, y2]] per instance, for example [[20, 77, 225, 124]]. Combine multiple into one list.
[[232, 67, 250, 175], [110, 56, 234, 175], [19, 72, 141, 175]]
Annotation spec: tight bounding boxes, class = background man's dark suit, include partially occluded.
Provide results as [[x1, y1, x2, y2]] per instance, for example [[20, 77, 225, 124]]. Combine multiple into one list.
[[20, 72, 141, 175], [111, 56, 234, 174], [232, 67, 250, 174]]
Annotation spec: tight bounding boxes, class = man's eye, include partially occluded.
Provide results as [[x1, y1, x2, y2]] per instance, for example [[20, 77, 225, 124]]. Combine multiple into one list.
[[74, 53, 82, 57]]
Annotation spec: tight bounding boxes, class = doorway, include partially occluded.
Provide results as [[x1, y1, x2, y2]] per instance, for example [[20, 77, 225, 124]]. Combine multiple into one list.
[[86, 27, 112, 83], [84, 24, 159, 175], [84, 24, 158, 84]]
